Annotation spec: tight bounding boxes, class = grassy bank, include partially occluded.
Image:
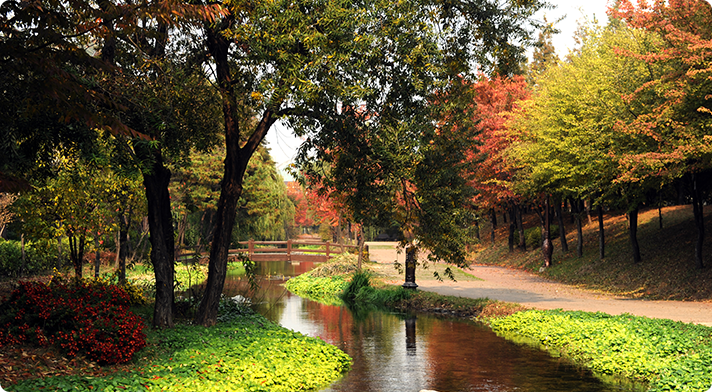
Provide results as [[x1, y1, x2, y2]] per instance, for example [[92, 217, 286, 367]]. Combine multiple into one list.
[[8, 303, 350, 391], [489, 310, 712, 391], [286, 258, 712, 392], [1, 264, 351, 391]]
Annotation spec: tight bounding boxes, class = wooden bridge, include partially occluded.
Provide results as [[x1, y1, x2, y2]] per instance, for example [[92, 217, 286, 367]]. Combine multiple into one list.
[[176, 239, 363, 263]]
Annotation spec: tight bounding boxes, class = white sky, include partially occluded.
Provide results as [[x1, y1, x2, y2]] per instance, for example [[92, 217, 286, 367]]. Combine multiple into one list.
[[264, 0, 612, 179]]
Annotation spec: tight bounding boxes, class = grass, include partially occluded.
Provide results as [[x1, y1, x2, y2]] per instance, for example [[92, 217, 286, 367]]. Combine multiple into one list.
[[7, 303, 351, 391], [473, 205, 712, 301]]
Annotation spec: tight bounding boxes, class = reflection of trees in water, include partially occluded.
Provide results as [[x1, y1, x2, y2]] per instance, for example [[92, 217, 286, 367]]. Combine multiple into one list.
[[221, 260, 627, 391], [405, 316, 417, 356]]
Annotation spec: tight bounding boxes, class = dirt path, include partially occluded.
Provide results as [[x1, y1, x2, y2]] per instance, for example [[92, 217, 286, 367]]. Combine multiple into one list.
[[366, 242, 712, 326]]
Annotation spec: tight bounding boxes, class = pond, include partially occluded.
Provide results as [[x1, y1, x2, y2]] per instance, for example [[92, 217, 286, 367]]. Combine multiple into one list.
[[223, 260, 642, 392]]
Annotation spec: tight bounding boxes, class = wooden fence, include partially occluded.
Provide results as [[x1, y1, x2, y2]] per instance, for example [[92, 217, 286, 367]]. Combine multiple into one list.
[[176, 239, 363, 263]]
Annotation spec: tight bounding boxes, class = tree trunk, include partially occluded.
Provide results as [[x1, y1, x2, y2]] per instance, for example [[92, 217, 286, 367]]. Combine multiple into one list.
[[571, 198, 583, 258], [118, 214, 130, 286], [515, 204, 526, 251], [597, 204, 605, 260], [142, 148, 175, 328], [115, 231, 120, 268], [56, 238, 61, 270], [20, 233, 26, 276], [68, 229, 86, 278], [490, 208, 497, 244], [94, 236, 101, 278], [507, 205, 516, 252], [542, 195, 553, 267], [692, 173, 705, 269], [195, 23, 276, 326], [357, 227, 365, 270], [628, 206, 641, 264], [474, 219, 480, 241], [555, 197, 568, 252]]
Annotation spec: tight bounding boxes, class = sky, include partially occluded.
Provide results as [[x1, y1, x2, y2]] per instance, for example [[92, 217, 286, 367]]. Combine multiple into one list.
[[264, 0, 612, 180]]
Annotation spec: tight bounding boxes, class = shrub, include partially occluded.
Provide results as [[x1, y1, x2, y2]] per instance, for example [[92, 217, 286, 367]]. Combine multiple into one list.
[[0, 239, 56, 277], [340, 271, 372, 304], [513, 225, 559, 249], [0, 277, 146, 364]]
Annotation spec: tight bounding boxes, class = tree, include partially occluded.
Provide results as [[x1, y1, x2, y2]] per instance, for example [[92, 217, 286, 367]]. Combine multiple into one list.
[[613, 0, 712, 268], [510, 22, 670, 264], [17, 160, 121, 277], [194, 0, 549, 314], [0, 193, 17, 238], [292, 0, 551, 285], [528, 18, 560, 83], [285, 182, 314, 231], [1, 0, 225, 327], [467, 75, 532, 253]]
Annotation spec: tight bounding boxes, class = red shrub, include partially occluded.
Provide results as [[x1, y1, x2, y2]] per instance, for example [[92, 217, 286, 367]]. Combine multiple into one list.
[[0, 278, 146, 364]]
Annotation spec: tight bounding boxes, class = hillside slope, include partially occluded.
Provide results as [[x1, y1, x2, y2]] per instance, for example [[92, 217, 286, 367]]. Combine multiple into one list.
[[472, 205, 712, 301]]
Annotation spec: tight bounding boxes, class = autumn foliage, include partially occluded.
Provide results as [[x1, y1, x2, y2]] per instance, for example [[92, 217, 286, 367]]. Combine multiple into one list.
[[467, 75, 531, 209], [0, 278, 146, 364]]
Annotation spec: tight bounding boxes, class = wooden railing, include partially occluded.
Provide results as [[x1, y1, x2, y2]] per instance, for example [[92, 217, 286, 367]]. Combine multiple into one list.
[[176, 239, 363, 263]]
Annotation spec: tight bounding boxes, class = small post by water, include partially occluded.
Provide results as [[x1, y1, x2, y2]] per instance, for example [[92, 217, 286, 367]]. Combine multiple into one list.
[[287, 239, 292, 262], [402, 246, 418, 289]]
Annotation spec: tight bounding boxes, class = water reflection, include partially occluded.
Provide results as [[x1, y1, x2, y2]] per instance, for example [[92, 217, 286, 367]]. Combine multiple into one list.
[[223, 261, 641, 392]]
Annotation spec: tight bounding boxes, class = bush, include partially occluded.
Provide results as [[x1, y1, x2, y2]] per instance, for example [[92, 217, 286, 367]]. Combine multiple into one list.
[[0, 240, 56, 277], [340, 271, 372, 304], [513, 225, 559, 249], [284, 272, 347, 305], [0, 277, 146, 364]]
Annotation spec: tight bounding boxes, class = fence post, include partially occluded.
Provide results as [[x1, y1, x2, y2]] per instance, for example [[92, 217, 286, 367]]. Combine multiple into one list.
[[287, 239, 292, 262], [248, 239, 254, 260], [326, 242, 330, 261]]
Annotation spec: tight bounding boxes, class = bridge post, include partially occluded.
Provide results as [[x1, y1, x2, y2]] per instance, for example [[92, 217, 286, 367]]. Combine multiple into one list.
[[248, 239, 254, 260], [287, 239, 292, 262]]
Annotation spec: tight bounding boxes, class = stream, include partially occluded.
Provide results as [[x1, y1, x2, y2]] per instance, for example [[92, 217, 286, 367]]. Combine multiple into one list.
[[222, 260, 642, 392]]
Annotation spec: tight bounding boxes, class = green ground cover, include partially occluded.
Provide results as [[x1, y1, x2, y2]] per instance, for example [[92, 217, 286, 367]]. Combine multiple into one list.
[[8, 301, 351, 392], [2, 262, 351, 391], [284, 272, 347, 306], [488, 310, 712, 392], [284, 259, 712, 392]]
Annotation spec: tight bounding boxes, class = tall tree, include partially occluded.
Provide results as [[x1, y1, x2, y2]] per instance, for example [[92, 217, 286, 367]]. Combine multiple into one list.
[[467, 75, 531, 252], [1, 0, 225, 327], [614, 0, 712, 268], [510, 22, 669, 264], [195, 0, 549, 314]]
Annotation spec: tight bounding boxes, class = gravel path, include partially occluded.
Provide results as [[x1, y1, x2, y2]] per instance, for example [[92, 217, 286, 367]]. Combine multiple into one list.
[[366, 242, 712, 326]]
